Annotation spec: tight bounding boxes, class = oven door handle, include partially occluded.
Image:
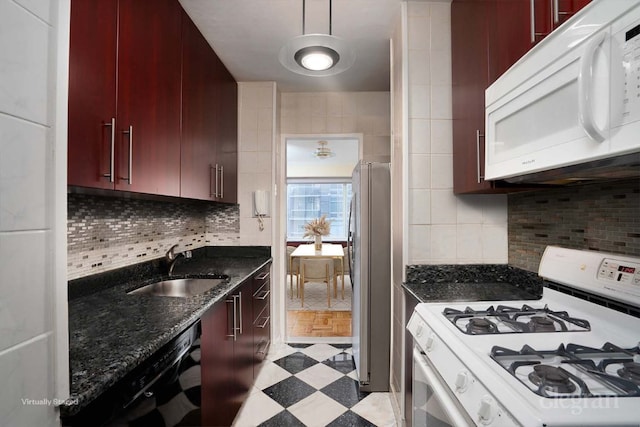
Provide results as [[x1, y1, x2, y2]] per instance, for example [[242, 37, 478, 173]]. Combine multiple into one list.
[[413, 348, 475, 427]]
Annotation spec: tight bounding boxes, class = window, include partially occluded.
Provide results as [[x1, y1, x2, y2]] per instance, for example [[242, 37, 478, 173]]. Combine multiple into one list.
[[287, 180, 352, 241]]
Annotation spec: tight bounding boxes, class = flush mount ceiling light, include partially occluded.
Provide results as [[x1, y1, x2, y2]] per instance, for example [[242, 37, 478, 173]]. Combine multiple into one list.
[[313, 140, 335, 159], [294, 46, 339, 71], [279, 0, 355, 77]]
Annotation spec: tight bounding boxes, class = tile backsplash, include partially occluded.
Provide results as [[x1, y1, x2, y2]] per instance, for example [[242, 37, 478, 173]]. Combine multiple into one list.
[[508, 178, 640, 272], [67, 193, 240, 280]]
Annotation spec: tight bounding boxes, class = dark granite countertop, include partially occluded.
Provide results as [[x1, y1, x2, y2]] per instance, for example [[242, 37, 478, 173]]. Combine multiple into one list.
[[403, 264, 543, 303], [61, 246, 271, 417]]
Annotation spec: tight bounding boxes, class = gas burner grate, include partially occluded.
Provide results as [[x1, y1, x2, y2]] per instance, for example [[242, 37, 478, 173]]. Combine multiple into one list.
[[491, 343, 640, 398], [443, 304, 591, 335]]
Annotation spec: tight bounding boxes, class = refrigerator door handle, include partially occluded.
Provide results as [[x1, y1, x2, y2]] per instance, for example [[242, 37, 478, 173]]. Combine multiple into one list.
[[347, 197, 354, 282]]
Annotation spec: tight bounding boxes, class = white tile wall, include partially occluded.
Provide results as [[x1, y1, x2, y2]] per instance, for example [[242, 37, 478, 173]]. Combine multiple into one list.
[[0, 335, 58, 427], [0, 116, 48, 231], [0, 0, 66, 424], [237, 82, 276, 247], [0, 231, 49, 352], [405, 0, 508, 265], [280, 92, 391, 160], [0, 0, 49, 124], [409, 118, 430, 154]]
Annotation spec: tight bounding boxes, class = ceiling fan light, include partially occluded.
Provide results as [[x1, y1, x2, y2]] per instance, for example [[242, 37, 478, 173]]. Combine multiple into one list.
[[295, 46, 340, 71], [313, 140, 335, 159]]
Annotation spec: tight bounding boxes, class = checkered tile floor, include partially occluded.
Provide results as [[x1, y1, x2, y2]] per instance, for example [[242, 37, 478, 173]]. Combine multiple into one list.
[[232, 343, 397, 427]]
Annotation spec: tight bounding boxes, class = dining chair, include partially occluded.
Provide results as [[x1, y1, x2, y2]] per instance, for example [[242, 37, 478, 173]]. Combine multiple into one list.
[[286, 245, 300, 299], [333, 253, 346, 299], [299, 258, 334, 308]]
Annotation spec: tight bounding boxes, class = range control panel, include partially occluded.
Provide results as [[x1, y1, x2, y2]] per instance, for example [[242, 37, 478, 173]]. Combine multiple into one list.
[[598, 258, 640, 286]]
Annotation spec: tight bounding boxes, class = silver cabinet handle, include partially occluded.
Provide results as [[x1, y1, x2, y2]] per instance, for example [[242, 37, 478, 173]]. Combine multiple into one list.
[[238, 291, 243, 334], [220, 165, 224, 199], [226, 296, 239, 341], [256, 272, 270, 281], [255, 289, 270, 300], [553, 0, 559, 24], [530, 0, 549, 43], [122, 125, 133, 184], [103, 118, 115, 182], [476, 130, 485, 184], [530, 0, 536, 43], [256, 339, 270, 355], [256, 316, 270, 329], [214, 164, 220, 198]]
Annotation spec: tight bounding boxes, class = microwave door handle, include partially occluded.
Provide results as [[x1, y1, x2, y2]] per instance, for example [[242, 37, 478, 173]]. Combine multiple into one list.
[[578, 31, 607, 143]]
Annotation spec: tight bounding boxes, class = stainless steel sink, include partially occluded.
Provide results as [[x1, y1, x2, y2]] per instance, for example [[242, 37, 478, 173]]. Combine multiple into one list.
[[127, 277, 227, 298]]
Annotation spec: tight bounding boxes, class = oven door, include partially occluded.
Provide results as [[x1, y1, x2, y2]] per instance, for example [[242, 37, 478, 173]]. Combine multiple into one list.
[[412, 347, 474, 427]]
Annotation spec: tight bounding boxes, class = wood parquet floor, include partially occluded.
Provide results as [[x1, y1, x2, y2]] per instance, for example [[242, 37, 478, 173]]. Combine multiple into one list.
[[287, 310, 352, 337]]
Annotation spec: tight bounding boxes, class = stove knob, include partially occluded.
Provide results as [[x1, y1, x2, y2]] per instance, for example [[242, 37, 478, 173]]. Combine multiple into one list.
[[478, 395, 496, 425], [425, 332, 435, 352], [455, 370, 470, 392]]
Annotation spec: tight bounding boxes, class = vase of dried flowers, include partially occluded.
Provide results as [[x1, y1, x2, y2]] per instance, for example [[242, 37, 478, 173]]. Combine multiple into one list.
[[303, 215, 331, 252]]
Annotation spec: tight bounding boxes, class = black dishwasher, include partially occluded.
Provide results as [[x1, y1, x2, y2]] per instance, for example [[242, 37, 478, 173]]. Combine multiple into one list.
[[62, 321, 202, 427]]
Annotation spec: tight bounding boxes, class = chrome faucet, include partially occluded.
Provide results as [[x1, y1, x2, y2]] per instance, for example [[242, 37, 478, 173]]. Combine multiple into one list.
[[165, 244, 192, 276]]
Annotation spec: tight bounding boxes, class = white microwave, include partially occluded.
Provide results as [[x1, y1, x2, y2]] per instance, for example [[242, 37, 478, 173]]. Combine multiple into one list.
[[485, 0, 640, 183]]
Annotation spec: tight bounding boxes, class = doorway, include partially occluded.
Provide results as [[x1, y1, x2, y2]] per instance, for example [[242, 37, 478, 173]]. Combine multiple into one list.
[[283, 135, 361, 342]]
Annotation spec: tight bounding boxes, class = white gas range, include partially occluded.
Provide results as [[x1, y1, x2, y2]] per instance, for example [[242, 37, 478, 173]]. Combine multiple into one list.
[[407, 246, 640, 427]]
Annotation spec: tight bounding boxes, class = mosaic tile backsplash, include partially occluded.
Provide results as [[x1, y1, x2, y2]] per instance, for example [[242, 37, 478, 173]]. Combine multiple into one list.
[[508, 178, 640, 272], [68, 193, 240, 280]]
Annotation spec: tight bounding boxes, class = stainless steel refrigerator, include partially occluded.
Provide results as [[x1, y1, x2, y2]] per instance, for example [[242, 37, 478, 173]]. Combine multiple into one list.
[[348, 160, 390, 392]]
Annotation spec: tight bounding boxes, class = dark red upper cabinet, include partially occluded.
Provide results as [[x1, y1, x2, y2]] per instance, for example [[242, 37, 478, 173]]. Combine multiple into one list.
[[69, 0, 182, 197], [67, 0, 118, 190], [180, 12, 218, 201], [116, 0, 182, 196], [489, 0, 532, 80], [531, 0, 592, 44], [181, 13, 238, 203], [69, 0, 237, 201], [214, 55, 238, 204], [452, 0, 494, 194], [451, 0, 590, 194], [488, 0, 592, 80]]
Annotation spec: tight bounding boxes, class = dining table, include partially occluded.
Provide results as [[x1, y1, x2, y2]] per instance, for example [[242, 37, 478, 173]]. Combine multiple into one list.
[[289, 243, 345, 299]]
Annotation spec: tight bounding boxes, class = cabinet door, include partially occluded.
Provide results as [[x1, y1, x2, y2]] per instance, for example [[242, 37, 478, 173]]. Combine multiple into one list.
[[532, 0, 591, 42], [452, 0, 494, 194], [201, 299, 236, 426], [214, 56, 238, 204], [489, 0, 532, 81], [68, 0, 118, 189], [116, 0, 182, 196], [556, 0, 591, 26], [180, 12, 218, 201]]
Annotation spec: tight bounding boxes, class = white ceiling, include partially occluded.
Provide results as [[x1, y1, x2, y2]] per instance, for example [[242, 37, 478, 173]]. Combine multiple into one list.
[[179, 0, 402, 92], [286, 137, 359, 177]]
